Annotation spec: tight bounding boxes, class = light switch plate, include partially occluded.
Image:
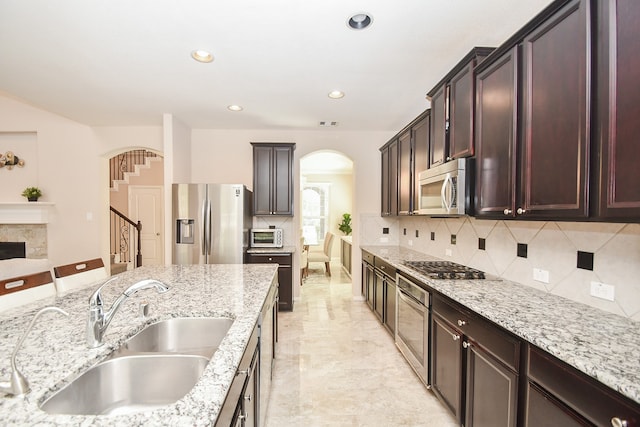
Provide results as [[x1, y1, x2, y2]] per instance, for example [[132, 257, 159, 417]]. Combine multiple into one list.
[[590, 281, 615, 301], [533, 268, 549, 283], [408, 240, 413, 246]]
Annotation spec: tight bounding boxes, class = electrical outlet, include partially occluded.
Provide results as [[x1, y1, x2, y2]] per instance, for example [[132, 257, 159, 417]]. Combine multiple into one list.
[[590, 281, 615, 301], [445, 249, 452, 257], [533, 268, 549, 283]]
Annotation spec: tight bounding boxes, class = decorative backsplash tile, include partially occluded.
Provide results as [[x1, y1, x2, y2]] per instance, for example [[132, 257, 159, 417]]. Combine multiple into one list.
[[381, 216, 640, 320]]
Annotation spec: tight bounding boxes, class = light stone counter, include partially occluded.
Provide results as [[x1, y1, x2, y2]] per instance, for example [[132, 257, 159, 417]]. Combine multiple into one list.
[[362, 245, 640, 406], [0, 263, 278, 426]]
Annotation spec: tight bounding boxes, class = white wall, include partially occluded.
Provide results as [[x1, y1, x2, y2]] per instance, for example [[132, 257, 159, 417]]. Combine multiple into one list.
[[0, 94, 103, 268], [190, 129, 393, 299]]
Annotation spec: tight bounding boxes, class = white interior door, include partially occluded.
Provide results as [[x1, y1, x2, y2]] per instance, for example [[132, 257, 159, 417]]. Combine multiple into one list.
[[129, 185, 164, 266]]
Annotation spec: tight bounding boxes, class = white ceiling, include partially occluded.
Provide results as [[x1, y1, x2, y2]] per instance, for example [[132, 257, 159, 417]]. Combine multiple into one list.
[[0, 0, 553, 131]]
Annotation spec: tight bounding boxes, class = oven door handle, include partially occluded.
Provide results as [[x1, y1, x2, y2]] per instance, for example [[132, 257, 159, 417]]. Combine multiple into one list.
[[398, 288, 426, 312]]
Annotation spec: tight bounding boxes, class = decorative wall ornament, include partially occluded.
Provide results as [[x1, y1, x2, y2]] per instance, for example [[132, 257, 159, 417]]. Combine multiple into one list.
[[0, 151, 25, 169]]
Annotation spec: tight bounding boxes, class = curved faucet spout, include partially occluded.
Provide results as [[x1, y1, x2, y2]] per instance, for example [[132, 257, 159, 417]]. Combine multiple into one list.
[[86, 278, 170, 348], [1, 306, 69, 397]]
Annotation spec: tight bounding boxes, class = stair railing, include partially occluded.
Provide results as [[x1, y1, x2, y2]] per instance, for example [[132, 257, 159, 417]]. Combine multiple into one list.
[[109, 206, 142, 268]]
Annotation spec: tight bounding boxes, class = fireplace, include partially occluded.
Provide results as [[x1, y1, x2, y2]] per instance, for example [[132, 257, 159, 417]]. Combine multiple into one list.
[[0, 242, 26, 260]]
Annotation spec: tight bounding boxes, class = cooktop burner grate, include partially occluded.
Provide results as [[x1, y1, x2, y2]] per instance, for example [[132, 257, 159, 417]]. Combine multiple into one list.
[[403, 260, 486, 280]]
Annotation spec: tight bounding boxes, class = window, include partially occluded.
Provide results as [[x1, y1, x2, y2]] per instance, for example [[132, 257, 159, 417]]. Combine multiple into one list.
[[302, 184, 330, 245]]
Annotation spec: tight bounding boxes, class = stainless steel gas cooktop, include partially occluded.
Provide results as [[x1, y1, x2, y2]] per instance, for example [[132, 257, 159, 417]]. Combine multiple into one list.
[[403, 260, 486, 280]]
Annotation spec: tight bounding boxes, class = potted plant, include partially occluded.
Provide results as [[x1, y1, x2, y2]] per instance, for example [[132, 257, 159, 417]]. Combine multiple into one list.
[[21, 186, 42, 202], [338, 213, 352, 236]]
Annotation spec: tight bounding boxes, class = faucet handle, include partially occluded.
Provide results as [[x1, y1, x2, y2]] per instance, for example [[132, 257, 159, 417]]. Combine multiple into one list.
[[89, 277, 119, 307]]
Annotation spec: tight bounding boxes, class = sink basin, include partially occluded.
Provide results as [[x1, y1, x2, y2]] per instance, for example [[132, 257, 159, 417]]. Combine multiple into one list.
[[117, 317, 234, 358], [39, 354, 209, 415]]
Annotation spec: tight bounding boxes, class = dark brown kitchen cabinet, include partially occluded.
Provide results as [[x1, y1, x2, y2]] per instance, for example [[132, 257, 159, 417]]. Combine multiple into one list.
[[251, 143, 295, 216], [245, 253, 293, 311], [475, 0, 590, 220], [380, 139, 398, 216], [525, 346, 640, 427], [382, 109, 430, 217], [361, 250, 375, 308], [432, 294, 521, 427], [427, 47, 494, 168], [594, 0, 640, 220]]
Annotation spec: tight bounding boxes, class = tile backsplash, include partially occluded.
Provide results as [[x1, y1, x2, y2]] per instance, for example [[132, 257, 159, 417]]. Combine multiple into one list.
[[361, 214, 640, 321]]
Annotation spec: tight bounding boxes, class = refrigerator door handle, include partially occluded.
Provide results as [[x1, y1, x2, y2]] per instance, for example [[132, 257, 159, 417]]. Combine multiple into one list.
[[201, 199, 207, 256], [205, 199, 212, 257]]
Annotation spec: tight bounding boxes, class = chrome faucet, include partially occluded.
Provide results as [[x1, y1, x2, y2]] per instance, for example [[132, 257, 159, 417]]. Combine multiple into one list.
[[86, 278, 169, 348], [1, 306, 69, 397]]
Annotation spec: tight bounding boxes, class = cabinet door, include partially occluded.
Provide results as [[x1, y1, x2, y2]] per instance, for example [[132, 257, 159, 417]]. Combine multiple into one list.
[[449, 61, 475, 160], [525, 383, 589, 427], [252, 145, 273, 216], [430, 85, 448, 168], [412, 113, 430, 214], [277, 264, 293, 311], [374, 272, 384, 321], [431, 314, 463, 422], [272, 145, 294, 215], [384, 279, 396, 335], [519, 0, 590, 219], [381, 145, 390, 216], [365, 264, 375, 310], [465, 341, 518, 427], [595, 0, 640, 219], [398, 130, 412, 215], [389, 140, 399, 216], [475, 48, 518, 218]]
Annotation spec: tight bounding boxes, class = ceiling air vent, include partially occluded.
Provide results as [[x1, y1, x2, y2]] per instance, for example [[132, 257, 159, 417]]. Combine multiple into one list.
[[319, 121, 339, 127]]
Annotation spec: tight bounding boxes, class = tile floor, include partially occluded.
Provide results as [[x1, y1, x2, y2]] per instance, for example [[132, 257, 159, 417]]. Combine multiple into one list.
[[264, 261, 458, 426]]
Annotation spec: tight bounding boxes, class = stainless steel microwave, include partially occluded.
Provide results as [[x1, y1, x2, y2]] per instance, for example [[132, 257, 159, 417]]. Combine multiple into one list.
[[418, 159, 473, 216], [250, 228, 284, 248]]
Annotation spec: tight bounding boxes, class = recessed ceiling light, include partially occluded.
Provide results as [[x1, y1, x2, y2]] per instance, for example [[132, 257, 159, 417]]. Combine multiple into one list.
[[347, 13, 372, 30], [328, 90, 345, 99], [191, 50, 214, 63], [227, 105, 243, 112]]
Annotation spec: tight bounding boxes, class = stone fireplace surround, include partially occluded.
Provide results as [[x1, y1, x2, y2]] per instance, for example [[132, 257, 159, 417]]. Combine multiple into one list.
[[0, 224, 47, 259]]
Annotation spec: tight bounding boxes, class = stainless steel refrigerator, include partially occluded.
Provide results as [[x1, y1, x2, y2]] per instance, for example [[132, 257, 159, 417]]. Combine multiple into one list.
[[172, 184, 252, 264]]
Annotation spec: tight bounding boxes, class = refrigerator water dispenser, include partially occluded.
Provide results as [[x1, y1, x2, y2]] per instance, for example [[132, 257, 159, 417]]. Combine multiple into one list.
[[176, 219, 194, 244]]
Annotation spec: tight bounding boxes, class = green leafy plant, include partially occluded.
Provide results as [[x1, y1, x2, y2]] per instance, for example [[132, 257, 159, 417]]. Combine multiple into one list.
[[338, 213, 352, 236], [21, 186, 42, 201]]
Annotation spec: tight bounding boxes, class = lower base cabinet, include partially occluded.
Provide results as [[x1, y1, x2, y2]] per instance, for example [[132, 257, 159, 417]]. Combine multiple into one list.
[[216, 324, 259, 426], [526, 346, 640, 427], [431, 295, 520, 427], [246, 253, 293, 311]]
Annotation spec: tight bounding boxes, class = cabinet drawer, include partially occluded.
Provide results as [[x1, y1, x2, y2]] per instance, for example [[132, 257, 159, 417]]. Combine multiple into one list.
[[528, 346, 640, 426], [374, 258, 396, 279], [246, 254, 292, 266], [362, 250, 375, 265], [433, 295, 520, 370]]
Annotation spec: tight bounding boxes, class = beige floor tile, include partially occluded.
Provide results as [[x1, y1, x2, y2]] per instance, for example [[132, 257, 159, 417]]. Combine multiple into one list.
[[264, 263, 458, 427]]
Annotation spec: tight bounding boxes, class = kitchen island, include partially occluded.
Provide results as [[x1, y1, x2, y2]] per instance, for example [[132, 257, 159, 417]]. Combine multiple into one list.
[[362, 246, 640, 407], [0, 263, 278, 426]]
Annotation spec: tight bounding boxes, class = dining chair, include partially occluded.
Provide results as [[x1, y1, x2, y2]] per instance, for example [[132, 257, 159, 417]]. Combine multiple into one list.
[[0, 270, 56, 312], [53, 258, 108, 295], [307, 232, 335, 276], [300, 237, 309, 283]]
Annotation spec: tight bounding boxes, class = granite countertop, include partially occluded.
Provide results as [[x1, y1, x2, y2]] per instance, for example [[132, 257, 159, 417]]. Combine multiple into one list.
[[0, 263, 278, 426], [246, 245, 296, 254], [362, 245, 640, 405]]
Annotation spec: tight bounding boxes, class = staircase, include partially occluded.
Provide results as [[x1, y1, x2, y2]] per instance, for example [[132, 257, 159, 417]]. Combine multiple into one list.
[[110, 253, 128, 275], [110, 150, 160, 190]]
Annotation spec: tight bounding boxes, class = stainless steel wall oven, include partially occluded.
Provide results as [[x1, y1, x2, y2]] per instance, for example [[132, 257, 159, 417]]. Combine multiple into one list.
[[395, 273, 430, 386]]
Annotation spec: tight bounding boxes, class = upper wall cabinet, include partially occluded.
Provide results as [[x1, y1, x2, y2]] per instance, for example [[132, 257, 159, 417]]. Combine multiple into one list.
[[593, 0, 640, 220], [427, 47, 494, 168], [251, 143, 295, 216], [381, 110, 430, 217], [475, 0, 590, 220]]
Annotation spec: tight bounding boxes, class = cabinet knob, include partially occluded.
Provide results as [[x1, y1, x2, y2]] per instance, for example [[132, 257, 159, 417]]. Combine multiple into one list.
[[517, 207, 527, 215], [503, 208, 513, 215], [457, 319, 466, 327], [268, 257, 273, 261], [452, 334, 460, 341], [244, 395, 252, 402], [611, 418, 628, 427], [462, 341, 472, 349], [236, 369, 249, 376]]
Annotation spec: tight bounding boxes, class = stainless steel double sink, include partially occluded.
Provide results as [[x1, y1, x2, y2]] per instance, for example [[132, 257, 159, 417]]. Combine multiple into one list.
[[39, 317, 234, 416]]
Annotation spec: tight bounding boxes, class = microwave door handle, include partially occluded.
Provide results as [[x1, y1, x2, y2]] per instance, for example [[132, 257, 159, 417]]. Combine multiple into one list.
[[441, 175, 452, 212]]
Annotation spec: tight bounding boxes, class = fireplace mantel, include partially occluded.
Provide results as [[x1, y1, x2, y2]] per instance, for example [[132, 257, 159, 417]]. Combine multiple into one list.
[[0, 202, 54, 224]]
